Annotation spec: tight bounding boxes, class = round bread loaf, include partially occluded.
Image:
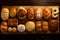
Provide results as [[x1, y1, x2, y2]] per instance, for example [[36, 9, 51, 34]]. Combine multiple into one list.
[[26, 21, 35, 32], [17, 24, 25, 32], [17, 7, 27, 19], [8, 27, 12, 32], [13, 27, 17, 32]]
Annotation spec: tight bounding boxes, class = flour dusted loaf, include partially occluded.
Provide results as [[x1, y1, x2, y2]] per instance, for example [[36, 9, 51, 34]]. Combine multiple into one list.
[[35, 8, 43, 20]]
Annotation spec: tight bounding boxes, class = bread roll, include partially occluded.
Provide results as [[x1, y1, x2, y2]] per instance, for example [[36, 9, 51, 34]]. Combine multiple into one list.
[[49, 20, 58, 32], [1, 22, 7, 32], [17, 24, 25, 32], [52, 7, 59, 18], [35, 8, 43, 20], [13, 27, 17, 32], [8, 27, 12, 32], [1, 8, 9, 20], [26, 21, 35, 32], [10, 8, 16, 17], [42, 21, 49, 32], [27, 8, 34, 20], [43, 8, 51, 20], [17, 7, 27, 19], [8, 18, 18, 26], [35, 21, 42, 31]]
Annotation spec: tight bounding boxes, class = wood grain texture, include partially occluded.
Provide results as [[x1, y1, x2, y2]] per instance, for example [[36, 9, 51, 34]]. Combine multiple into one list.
[[1, 0, 59, 5]]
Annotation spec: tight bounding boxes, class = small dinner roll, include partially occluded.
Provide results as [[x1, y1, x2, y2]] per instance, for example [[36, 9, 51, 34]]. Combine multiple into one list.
[[1, 22, 7, 32], [17, 24, 25, 32], [10, 8, 16, 17], [8, 27, 12, 32], [13, 27, 17, 32]]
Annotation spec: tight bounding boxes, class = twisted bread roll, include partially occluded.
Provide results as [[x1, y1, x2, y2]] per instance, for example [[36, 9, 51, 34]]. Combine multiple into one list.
[[52, 7, 59, 18], [35, 8, 43, 20], [27, 8, 34, 20], [43, 8, 51, 20]]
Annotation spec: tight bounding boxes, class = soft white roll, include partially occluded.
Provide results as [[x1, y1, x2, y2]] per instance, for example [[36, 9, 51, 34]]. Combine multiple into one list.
[[17, 24, 25, 32]]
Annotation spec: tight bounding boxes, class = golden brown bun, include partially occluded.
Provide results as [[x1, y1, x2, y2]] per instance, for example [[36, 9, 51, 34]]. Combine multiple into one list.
[[10, 8, 16, 17], [8, 18, 18, 26], [8, 27, 12, 32], [27, 8, 34, 20], [42, 21, 48, 26], [43, 8, 51, 20], [35, 21, 42, 31], [26, 21, 35, 32], [1, 8, 9, 20], [1, 22, 7, 32], [1, 22, 7, 26], [13, 27, 17, 32], [17, 7, 27, 19], [42, 21, 48, 32]]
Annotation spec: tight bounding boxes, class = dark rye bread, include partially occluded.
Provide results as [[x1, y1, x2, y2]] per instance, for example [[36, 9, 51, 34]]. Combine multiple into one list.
[[49, 20, 58, 32]]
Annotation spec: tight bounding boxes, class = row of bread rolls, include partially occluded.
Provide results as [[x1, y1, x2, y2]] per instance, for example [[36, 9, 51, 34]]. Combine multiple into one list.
[[8, 18, 18, 26], [1, 7, 59, 20], [1, 20, 58, 33], [1, 22, 17, 32]]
